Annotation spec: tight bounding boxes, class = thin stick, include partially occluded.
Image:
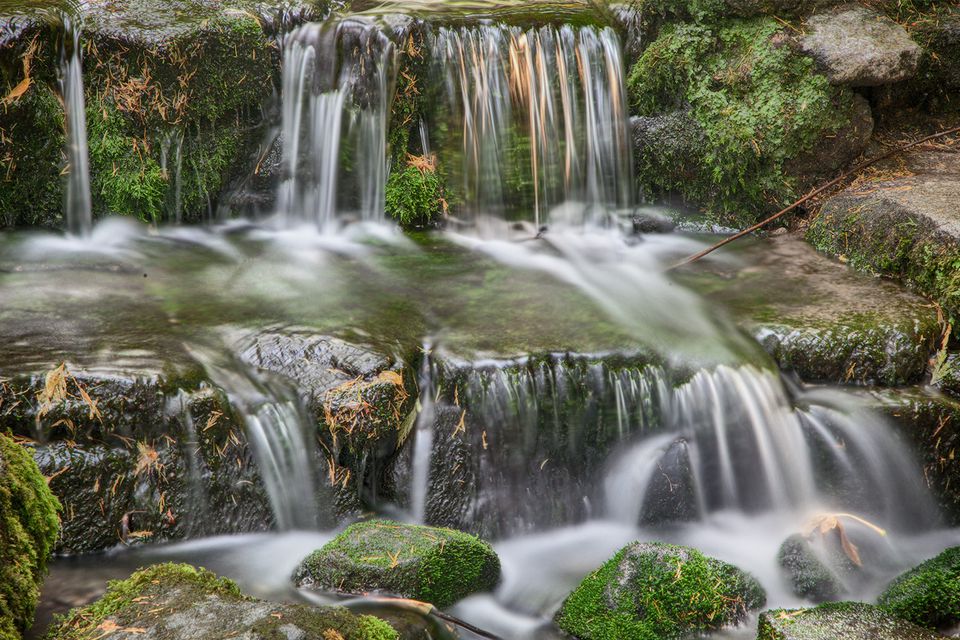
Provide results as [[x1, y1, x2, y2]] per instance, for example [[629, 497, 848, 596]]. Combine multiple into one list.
[[668, 125, 960, 271]]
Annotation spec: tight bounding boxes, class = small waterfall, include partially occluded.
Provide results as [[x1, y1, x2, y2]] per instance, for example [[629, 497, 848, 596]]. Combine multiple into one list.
[[604, 366, 937, 530], [191, 348, 321, 531], [429, 24, 633, 224], [59, 14, 92, 236], [409, 344, 437, 523], [276, 18, 395, 228]]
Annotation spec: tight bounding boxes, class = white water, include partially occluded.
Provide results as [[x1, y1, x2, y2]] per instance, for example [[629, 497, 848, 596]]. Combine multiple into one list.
[[430, 24, 633, 224], [60, 14, 92, 236], [276, 18, 395, 228]]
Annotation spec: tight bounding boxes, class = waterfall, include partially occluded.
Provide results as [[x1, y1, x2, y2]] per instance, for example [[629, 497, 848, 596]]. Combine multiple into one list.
[[429, 24, 633, 224], [60, 14, 92, 236], [409, 344, 437, 523], [276, 18, 395, 228]]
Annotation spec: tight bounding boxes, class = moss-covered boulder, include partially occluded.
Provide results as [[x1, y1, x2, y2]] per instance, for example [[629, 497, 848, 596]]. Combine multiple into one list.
[[294, 519, 501, 608], [776, 534, 846, 603], [0, 432, 60, 640], [385, 162, 446, 229], [554, 541, 765, 640], [878, 546, 960, 631], [47, 563, 398, 640], [757, 602, 942, 640], [628, 16, 870, 227]]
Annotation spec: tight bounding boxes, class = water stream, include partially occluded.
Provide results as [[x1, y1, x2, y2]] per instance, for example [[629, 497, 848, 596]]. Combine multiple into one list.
[[59, 13, 92, 236]]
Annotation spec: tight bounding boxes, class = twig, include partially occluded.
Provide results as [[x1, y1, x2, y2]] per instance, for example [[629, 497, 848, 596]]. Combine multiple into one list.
[[668, 125, 960, 271]]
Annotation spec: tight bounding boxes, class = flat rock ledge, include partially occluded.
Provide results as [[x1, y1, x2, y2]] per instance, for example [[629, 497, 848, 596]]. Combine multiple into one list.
[[758, 602, 942, 640]]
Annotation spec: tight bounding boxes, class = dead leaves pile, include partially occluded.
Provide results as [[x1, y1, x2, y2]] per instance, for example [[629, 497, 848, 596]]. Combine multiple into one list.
[[36, 362, 102, 423]]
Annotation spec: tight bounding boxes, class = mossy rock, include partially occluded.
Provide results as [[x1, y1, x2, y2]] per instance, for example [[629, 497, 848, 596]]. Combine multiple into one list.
[[385, 164, 446, 229], [46, 562, 398, 640], [776, 534, 846, 603], [0, 433, 60, 640], [878, 546, 960, 631], [628, 16, 868, 227], [554, 541, 765, 640], [294, 519, 501, 608], [757, 601, 943, 640]]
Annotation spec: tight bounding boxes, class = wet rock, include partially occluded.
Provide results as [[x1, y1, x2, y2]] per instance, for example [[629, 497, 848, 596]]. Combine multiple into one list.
[[294, 519, 501, 609], [757, 601, 942, 640], [631, 206, 677, 234], [46, 563, 399, 640], [777, 534, 846, 602], [685, 235, 938, 386], [631, 111, 707, 203], [783, 93, 874, 182], [0, 433, 60, 640], [638, 439, 698, 525], [878, 546, 960, 631], [807, 151, 960, 319], [799, 6, 922, 87], [555, 541, 765, 640]]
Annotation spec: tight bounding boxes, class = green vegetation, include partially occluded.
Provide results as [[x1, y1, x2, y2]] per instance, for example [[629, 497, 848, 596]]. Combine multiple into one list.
[[878, 546, 960, 630], [0, 433, 60, 640], [555, 541, 765, 640], [628, 17, 857, 226], [758, 601, 943, 640], [294, 519, 501, 608], [48, 563, 399, 640], [385, 163, 446, 229]]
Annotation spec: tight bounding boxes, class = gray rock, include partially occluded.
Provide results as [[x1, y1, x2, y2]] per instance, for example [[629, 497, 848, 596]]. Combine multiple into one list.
[[758, 602, 942, 640], [638, 439, 699, 525], [800, 6, 922, 86]]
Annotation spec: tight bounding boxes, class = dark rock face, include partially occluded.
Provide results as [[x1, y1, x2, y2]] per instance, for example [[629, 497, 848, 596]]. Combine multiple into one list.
[[777, 534, 846, 602], [799, 6, 922, 87], [638, 439, 698, 525], [555, 541, 765, 640], [294, 519, 501, 609], [878, 546, 960, 631], [758, 602, 943, 640], [46, 563, 399, 640]]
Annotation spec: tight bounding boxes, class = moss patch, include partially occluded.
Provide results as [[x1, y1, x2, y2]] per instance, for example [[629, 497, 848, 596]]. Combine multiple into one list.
[[294, 519, 501, 608], [385, 163, 445, 229], [0, 433, 60, 640], [628, 17, 858, 226], [555, 541, 765, 640], [878, 546, 960, 630], [758, 601, 942, 640]]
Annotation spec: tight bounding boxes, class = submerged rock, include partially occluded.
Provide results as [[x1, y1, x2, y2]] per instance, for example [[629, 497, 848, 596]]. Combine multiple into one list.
[[757, 602, 942, 640], [0, 433, 60, 640], [294, 519, 501, 608], [555, 541, 765, 640], [46, 563, 399, 640], [799, 6, 922, 87], [776, 534, 846, 603], [808, 151, 960, 319], [878, 546, 960, 631]]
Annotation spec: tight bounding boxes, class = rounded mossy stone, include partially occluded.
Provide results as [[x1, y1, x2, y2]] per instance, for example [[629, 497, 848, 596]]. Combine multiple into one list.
[[758, 601, 943, 640], [878, 546, 960, 630], [385, 165, 446, 229], [294, 519, 501, 608], [776, 534, 845, 603], [554, 541, 766, 640], [47, 562, 399, 640], [0, 433, 60, 640]]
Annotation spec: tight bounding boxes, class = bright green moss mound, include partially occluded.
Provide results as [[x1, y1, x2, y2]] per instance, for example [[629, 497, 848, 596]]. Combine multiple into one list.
[[555, 541, 765, 640], [878, 546, 960, 630], [294, 519, 501, 608], [385, 165, 446, 229], [49, 563, 398, 640], [0, 433, 60, 640], [627, 17, 855, 226]]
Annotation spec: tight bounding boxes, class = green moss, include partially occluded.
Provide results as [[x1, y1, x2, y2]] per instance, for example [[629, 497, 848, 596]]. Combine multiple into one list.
[[777, 534, 845, 602], [385, 165, 445, 229], [294, 519, 501, 608], [628, 17, 854, 226], [0, 433, 60, 639], [758, 601, 942, 640], [878, 546, 960, 629], [555, 541, 765, 640]]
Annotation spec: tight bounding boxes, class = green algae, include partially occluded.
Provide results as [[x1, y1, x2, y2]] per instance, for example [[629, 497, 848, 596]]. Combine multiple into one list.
[[878, 546, 960, 630]]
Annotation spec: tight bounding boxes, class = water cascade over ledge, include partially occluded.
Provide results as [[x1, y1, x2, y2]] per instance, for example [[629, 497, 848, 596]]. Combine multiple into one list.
[[60, 13, 92, 236]]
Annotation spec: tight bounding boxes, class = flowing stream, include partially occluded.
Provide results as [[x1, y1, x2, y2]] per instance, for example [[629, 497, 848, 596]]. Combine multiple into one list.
[[7, 8, 960, 640]]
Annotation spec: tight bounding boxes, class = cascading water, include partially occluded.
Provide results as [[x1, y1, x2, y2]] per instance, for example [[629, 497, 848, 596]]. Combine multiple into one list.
[[276, 18, 395, 228], [428, 23, 633, 224], [59, 13, 92, 236]]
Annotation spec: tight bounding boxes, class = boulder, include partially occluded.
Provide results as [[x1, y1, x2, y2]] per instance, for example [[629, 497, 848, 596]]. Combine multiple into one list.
[[294, 519, 501, 609], [0, 433, 60, 640], [807, 151, 960, 319], [757, 602, 942, 640], [878, 546, 960, 631], [799, 6, 922, 87], [46, 563, 399, 640], [776, 534, 846, 602], [554, 541, 765, 640]]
